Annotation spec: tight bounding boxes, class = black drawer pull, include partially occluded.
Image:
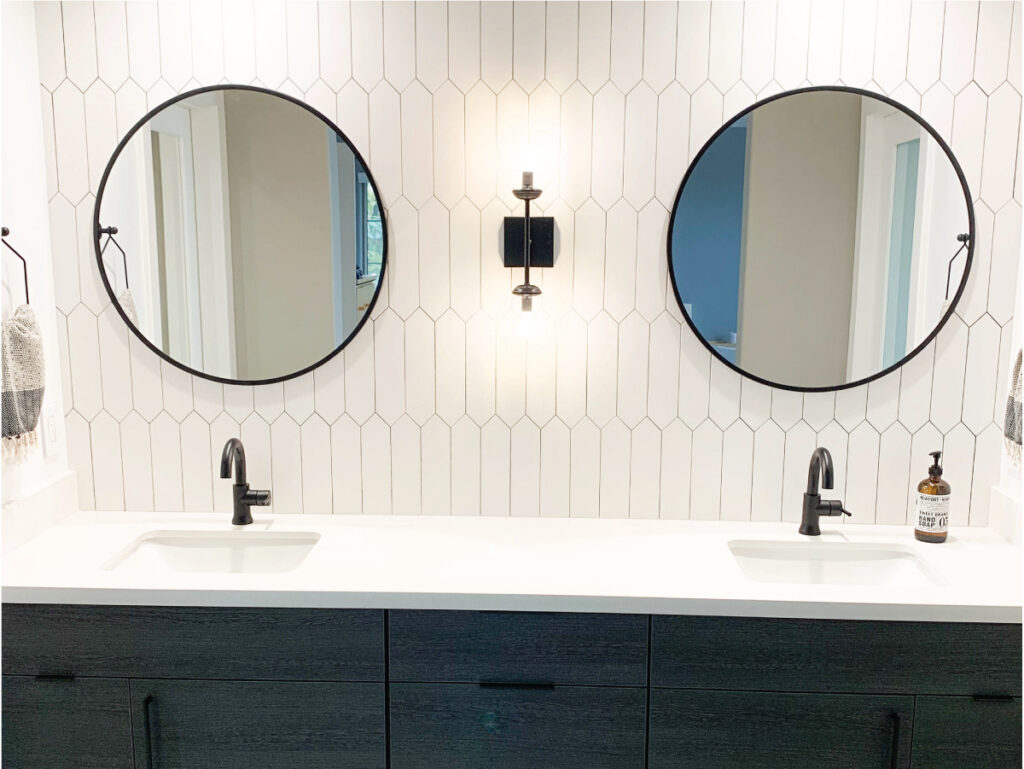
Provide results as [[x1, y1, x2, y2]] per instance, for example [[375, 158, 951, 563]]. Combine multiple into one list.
[[143, 694, 156, 769], [34, 672, 74, 681], [888, 712, 900, 769], [972, 694, 1016, 703], [478, 680, 555, 690]]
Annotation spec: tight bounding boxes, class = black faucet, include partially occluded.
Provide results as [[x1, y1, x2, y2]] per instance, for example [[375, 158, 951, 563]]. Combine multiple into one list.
[[799, 447, 851, 535], [219, 438, 271, 525]]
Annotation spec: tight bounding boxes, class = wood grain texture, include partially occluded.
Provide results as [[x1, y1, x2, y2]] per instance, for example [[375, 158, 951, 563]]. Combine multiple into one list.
[[131, 679, 386, 769], [650, 688, 913, 769], [651, 615, 1022, 695], [910, 696, 1022, 769], [390, 682, 646, 769], [2, 604, 384, 681], [389, 610, 648, 685], [2, 675, 134, 769]]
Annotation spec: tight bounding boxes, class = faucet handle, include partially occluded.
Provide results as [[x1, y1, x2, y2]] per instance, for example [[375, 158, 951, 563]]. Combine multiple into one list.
[[243, 488, 271, 507], [823, 500, 851, 518]]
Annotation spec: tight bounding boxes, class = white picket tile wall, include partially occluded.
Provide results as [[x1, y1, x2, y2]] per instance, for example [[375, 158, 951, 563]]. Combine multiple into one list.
[[34, 0, 1021, 524]]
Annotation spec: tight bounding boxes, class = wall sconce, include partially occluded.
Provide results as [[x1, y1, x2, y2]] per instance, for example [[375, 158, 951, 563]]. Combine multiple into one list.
[[512, 171, 541, 313], [505, 171, 554, 316]]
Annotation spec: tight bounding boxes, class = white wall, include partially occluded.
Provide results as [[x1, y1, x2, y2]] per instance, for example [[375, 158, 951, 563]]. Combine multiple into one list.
[[1, 0, 69, 505], [224, 92, 337, 380], [738, 92, 861, 387], [32, 0, 1022, 528]]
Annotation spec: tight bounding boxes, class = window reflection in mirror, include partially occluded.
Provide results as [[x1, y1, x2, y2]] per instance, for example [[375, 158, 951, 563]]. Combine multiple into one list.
[[98, 87, 385, 383], [669, 90, 971, 391]]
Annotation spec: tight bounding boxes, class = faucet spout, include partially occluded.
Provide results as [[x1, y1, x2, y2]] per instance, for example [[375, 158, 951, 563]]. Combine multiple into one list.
[[806, 446, 833, 496], [220, 438, 247, 485]]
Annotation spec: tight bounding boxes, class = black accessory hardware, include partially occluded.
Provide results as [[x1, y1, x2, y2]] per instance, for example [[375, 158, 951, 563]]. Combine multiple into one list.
[[2, 226, 30, 304], [478, 680, 556, 690], [143, 694, 156, 769], [34, 672, 74, 681], [888, 712, 901, 769], [799, 446, 851, 535], [945, 233, 970, 300], [502, 216, 554, 268], [220, 437, 272, 525], [511, 173, 544, 311], [972, 693, 1016, 702], [99, 225, 129, 292]]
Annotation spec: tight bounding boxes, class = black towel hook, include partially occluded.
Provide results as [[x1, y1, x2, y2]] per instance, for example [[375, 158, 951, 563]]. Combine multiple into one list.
[[99, 225, 129, 292], [945, 233, 970, 301], [1, 226, 30, 305]]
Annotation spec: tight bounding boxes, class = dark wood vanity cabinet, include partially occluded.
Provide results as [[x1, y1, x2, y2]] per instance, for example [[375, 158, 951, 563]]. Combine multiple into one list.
[[2, 605, 1020, 769], [129, 680, 385, 769], [649, 690, 914, 769], [2, 675, 134, 769], [390, 683, 646, 769], [910, 696, 1023, 769]]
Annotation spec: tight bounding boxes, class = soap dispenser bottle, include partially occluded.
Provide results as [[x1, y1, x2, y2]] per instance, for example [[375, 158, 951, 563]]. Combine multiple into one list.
[[915, 451, 950, 543]]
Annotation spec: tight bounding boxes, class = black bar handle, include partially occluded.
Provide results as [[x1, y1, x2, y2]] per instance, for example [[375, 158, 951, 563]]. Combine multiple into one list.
[[34, 672, 75, 681], [972, 694, 1016, 703], [478, 680, 555, 690], [888, 711, 901, 769], [143, 694, 156, 769]]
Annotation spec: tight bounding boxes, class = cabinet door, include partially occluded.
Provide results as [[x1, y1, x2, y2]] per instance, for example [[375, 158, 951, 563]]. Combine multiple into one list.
[[131, 679, 385, 769], [390, 682, 646, 769], [2, 676, 133, 769], [650, 689, 913, 769], [911, 696, 1022, 769]]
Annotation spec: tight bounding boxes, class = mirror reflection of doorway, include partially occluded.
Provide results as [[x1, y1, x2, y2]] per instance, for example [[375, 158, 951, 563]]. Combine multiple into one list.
[[883, 138, 921, 369]]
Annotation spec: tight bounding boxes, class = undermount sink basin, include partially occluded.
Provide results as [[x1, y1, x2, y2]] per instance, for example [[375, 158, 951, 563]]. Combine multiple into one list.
[[728, 540, 940, 587], [105, 530, 320, 574]]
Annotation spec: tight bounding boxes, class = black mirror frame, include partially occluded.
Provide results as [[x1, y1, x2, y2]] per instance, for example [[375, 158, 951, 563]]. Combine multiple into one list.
[[666, 85, 975, 394], [93, 84, 389, 387]]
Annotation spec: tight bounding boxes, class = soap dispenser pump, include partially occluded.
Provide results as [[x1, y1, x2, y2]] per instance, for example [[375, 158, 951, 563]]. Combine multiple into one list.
[[914, 451, 950, 543]]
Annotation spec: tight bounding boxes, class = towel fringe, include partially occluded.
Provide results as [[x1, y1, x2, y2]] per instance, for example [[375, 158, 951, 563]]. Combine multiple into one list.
[[2, 429, 38, 463]]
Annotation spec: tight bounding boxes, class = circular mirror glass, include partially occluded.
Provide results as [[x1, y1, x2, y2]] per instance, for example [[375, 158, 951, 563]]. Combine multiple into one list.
[[95, 86, 386, 384], [668, 88, 973, 391]]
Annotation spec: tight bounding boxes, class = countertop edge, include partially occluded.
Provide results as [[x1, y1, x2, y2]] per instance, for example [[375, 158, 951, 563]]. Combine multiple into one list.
[[3, 587, 1020, 624]]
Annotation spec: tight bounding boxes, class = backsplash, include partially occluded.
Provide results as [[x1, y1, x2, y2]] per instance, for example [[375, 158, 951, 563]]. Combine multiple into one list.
[[35, 0, 1020, 525]]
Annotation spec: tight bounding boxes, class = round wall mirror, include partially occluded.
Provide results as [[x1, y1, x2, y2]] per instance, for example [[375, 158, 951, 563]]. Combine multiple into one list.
[[668, 87, 973, 392], [95, 85, 386, 385]]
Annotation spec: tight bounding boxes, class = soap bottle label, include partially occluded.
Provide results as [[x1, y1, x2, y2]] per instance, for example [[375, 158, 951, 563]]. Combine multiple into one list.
[[916, 494, 950, 533]]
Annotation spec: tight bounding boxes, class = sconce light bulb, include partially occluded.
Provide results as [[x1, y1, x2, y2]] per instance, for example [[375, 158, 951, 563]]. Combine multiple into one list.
[[520, 143, 537, 178], [518, 297, 535, 338]]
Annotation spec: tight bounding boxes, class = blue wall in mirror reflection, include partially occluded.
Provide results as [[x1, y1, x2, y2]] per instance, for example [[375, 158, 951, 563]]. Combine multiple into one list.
[[672, 117, 747, 364]]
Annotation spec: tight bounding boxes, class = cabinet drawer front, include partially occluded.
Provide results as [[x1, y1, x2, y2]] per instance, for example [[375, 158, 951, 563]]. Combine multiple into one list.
[[389, 610, 648, 685], [911, 696, 1022, 769], [650, 689, 913, 769], [390, 683, 646, 769], [652, 615, 1022, 695], [131, 680, 385, 769], [2, 604, 384, 681], [2, 676, 133, 769]]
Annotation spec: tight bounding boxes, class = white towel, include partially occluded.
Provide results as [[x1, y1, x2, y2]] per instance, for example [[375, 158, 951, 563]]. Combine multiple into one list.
[[2, 304, 45, 462], [117, 288, 139, 326]]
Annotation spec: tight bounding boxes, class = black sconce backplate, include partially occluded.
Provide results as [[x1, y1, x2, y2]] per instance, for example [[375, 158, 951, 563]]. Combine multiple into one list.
[[502, 216, 555, 268]]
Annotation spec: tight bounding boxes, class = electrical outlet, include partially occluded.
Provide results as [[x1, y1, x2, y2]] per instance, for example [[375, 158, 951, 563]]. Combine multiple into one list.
[[42, 412, 58, 458]]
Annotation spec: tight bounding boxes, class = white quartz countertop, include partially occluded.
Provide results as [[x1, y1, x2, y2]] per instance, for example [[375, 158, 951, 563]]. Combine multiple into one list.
[[3, 511, 1020, 623]]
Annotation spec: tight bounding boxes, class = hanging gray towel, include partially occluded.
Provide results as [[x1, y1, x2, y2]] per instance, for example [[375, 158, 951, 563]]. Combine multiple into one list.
[[2, 304, 45, 461], [1005, 348, 1022, 468]]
